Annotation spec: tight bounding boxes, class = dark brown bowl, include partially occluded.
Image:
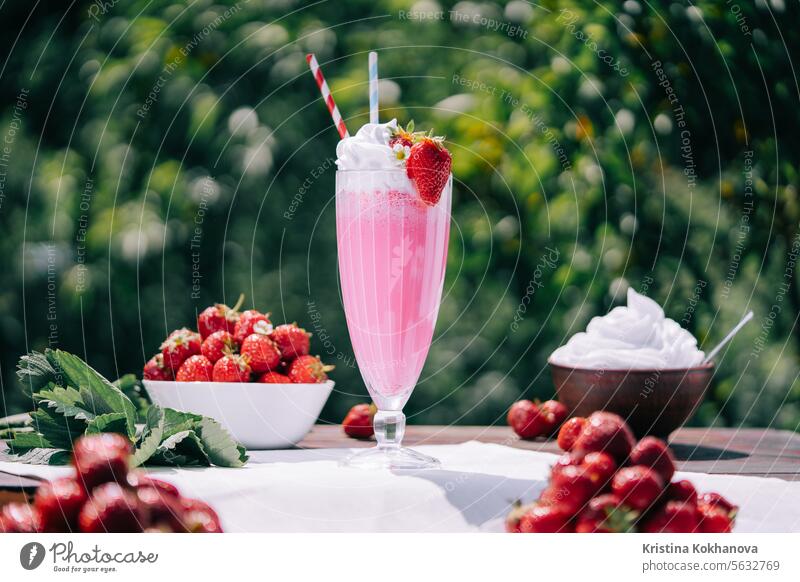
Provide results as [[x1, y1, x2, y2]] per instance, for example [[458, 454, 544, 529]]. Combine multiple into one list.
[[550, 361, 714, 439]]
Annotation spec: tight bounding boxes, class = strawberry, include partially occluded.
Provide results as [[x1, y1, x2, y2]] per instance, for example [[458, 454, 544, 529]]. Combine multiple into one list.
[[72, 433, 131, 491], [287, 355, 334, 383], [405, 137, 452, 205], [136, 486, 184, 532], [257, 371, 291, 383], [697, 492, 737, 514], [240, 333, 282, 373], [234, 309, 272, 345], [667, 479, 698, 504], [518, 503, 573, 533], [540, 400, 568, 435], [505, 500, 534, 533], [180, 498, 223, 533], [212, 354, 251, 382], [641, 500, 699, 533], [270, 323, 311, 361], [201, 330, 237, 363], [175, 354, 213, 382], [127, 473, 180, 497], [697, 503, 734, 533], [197, 294, 245, 339], [160, 328, 202, 371], [0, 503, 41, 533], [573, 411, 636, 463], [611, 466, 664, 511], [550, 451, 585, 480], [507, 400, 549, 439], [143, 353, 174, 381], [582, 451, 617, 489], [575, 494, 636, 533], [78, 482, 142, 533], [34, 477, 87, 532], [342, 403, 376, 439], [557, 416, 586, 451], [629, 436, 676, 483], [540, 465, 595, 513]]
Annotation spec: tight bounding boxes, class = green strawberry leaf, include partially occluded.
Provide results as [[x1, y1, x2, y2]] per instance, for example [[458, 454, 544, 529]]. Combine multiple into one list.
[[16, 351, 64, 395], [4, 350, 248, 468], [196, 417, 248, 467], [27, 407, 86, 450], [47, 350, 137, 439], [152, 429, 209, 467], [36, 386, 96, 422], [0, 446, 71, 465], [85, 412, 130, 436], [131, 406, 166, 467]]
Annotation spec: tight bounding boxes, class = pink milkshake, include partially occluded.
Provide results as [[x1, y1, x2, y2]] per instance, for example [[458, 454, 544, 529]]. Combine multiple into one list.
[[336, 120, 452, 469]]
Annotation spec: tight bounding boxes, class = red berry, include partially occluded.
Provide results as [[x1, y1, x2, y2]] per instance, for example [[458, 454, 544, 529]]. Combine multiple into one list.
[[34, 477, 87, 532], [78, 482, 142, 533], [212, 354, 251, 382], [257, 371, 291, 383], [629, 436, 676, 484], [72, 434, 131, 491], [557, 417, 586, 451], [575, 494, 635, 533], [201, 330, 237, 363], [697, 492, 737, 514], [270, 324, 311, 361], [611, 466, 664, 511], [697, 503, 734, 533], [641, 500, 700, 533], [240, 333, 282, 373], [541, 465, 595, 514], [0, 503, 41, 533], [582, 451, 617, 489], [342, 403, 376, 439], [518, 503, 573, 533], [573, 411, 636, 463], [175, 354, 213, 382], [197, 296, 244, 339], [507, 400, 549, 439], [550, 451, 584, 480], [405, 137, 452, 205], [179, 498, 223, 533], [505, 501, 534, 533], [143, 353, 174, 381], [127, 473, 180, 497], [234, 310, 272, 345], [160, 328, 202, 371], [540, 400, 568, 435], [287, 355, 333, 383], [667, 480, 698, 504]]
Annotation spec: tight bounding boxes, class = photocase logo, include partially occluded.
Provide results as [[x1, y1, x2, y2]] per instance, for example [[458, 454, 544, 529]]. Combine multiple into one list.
[[20, 542, 46, 570]]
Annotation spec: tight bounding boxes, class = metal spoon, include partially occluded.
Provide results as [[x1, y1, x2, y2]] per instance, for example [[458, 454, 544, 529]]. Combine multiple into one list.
[[702, 311, 754, 364]]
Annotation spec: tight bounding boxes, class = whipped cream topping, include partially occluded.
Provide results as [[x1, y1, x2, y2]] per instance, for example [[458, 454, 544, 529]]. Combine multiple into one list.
[[336, 119, 399, 170], [549, 288, 705, 370]]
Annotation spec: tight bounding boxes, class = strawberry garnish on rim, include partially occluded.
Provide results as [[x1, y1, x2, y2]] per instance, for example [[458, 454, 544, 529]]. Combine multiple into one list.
[[405, 135, 452, 206]]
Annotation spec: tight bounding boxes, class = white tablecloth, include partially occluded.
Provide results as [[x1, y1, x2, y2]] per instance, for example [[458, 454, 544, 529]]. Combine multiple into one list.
[[2, 442, 799, 532]]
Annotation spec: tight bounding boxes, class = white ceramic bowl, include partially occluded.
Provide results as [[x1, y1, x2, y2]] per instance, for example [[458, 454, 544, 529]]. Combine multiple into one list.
[[143, 380, 334, 450]]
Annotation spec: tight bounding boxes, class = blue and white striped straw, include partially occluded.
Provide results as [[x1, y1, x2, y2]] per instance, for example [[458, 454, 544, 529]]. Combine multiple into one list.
[[368, 51, 379, 124]]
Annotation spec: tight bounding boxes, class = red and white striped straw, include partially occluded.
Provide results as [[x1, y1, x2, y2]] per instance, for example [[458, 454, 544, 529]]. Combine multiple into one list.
[[306, 53, 349, 139]]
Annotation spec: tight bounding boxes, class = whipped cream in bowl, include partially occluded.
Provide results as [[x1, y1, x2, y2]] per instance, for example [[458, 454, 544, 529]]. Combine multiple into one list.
[[548, 288, 713, 437], [549, 288, 705, 370]]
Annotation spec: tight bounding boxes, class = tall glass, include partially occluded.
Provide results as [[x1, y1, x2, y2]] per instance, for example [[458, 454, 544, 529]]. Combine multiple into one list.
[[336, 169, 451, 469]]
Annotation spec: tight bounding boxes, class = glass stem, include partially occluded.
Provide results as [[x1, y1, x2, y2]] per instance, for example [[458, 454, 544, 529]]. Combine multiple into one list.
[[374, 410, 405, 450]]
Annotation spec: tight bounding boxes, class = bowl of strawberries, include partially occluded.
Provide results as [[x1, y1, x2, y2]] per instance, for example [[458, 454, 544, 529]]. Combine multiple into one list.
[[142, 297, 335, 450]]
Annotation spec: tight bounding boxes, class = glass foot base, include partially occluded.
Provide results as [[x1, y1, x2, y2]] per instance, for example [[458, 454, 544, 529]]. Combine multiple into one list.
[[340, 446, 441, 470]]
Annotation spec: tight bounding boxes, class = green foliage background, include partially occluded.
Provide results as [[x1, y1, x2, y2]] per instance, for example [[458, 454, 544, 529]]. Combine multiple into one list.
[[0, 0, 798, 431]]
